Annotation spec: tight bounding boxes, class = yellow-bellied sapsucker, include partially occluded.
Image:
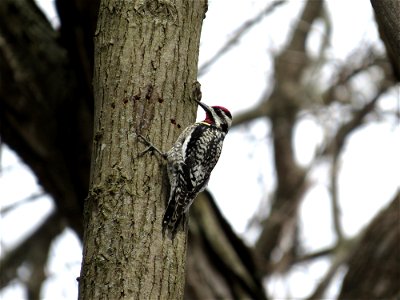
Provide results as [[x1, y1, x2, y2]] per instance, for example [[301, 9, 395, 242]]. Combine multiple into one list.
[[140, 100, 232, 238]]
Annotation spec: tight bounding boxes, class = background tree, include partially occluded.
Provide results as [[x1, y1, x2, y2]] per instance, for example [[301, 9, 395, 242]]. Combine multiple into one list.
[[1, 0, 399, 299]]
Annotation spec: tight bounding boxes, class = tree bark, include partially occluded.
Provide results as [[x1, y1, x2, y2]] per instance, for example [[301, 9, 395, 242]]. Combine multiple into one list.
[[0, 0, 91, 236], [370, 0, 400, 80], [78, 0, 207, 299], [338, 191, 400, 299], [186, 191, 267, 300]]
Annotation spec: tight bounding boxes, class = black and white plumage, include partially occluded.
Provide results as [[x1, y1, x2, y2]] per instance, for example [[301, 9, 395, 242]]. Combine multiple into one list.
[[162, 101, 232, 238]]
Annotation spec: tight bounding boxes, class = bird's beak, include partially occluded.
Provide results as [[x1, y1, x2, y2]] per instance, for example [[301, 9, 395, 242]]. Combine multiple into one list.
[[194, 99, 211, 114]]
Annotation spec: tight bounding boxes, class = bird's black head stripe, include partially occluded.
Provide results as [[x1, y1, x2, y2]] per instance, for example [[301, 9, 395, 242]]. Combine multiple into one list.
[[215, 108, 224, 119], [215, 108, 232, 120]]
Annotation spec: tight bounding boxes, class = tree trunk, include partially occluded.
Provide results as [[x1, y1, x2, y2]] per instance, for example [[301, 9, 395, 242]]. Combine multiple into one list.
[[78, 0, 207, 299], [370, 0, 400, 79], [0, 0, 91, 236], [338, 191, 400, 299], [186, 191, 267, 300]]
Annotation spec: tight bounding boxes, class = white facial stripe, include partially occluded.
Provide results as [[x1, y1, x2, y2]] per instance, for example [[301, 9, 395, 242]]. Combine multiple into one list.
[[219, 110, 232, 129], [224, 111, 232, 128]]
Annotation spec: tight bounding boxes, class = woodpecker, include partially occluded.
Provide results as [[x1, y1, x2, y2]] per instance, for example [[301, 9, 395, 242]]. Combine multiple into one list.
[[140, 100, 232, 238]]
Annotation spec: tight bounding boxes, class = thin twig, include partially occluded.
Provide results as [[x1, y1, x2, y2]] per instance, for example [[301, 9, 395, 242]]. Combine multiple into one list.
[[0, 192, 45, 215], [321, 85, 389, 157], [293, 246, 336, 264], [198, 0, 287, 76], [330, 153, 344, 242], [306, 233, 362, 299]]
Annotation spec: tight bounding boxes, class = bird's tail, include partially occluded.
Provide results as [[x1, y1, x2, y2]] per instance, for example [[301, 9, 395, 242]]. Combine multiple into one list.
[[162, 188, 190, 239]]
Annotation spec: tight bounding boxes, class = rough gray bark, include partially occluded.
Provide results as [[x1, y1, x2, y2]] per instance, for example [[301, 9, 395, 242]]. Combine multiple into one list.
[[78, 0, 207, 299]]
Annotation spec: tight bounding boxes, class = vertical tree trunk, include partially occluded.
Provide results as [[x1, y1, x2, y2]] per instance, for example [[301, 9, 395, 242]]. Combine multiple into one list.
[[79, 0, 207, 299]]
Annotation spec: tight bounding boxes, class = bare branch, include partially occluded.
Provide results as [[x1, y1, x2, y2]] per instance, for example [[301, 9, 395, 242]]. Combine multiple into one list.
[[338, 191, 400, 299], [0, 211, 64, 289], [0, 0, 91, 237], [0, 192, 45, 215], [329, 154, 344, 242], [322, 50, 389, 106], [308, 238, 359, 300], [321, 85, 389, 157], [255, 0, 324, 269], [188, 191, 267, 300], [198, 0, 287, 76], [231, 91, 272, 128], [294, 246, 336, 264]]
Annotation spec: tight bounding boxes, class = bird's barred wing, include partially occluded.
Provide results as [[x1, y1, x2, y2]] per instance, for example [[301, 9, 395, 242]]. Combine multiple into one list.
[[183, 125, 225, 193]]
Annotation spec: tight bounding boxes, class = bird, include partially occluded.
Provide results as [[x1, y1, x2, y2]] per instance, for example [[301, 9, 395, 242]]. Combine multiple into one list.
[[139, 100, 232, 238]]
